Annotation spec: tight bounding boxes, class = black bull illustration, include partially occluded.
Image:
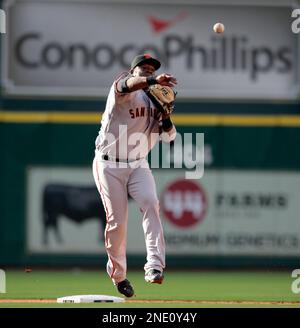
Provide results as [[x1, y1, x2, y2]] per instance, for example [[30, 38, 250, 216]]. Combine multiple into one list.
[[43, 184, 107, 244]]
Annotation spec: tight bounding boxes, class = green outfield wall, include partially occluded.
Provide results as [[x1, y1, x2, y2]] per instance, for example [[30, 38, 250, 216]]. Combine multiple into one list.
[[1, 111, 300, 268], [1, 0, 300, 267]]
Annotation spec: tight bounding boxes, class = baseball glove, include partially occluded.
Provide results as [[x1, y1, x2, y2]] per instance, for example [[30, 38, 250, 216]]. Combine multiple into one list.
[[146, 85, 176, 116]]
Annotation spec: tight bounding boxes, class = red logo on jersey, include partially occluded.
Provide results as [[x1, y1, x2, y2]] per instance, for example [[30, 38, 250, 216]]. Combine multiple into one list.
[[160, 179, 208, 228], [147, 11, 188, 34]]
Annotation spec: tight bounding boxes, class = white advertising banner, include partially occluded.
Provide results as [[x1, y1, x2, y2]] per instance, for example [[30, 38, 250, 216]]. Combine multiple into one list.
[[27, 167, 300, 256], [2, 0, 299, 99]]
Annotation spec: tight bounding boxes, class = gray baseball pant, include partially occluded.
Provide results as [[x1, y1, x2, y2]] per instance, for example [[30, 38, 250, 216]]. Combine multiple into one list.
[[93, 151, 165, 284]]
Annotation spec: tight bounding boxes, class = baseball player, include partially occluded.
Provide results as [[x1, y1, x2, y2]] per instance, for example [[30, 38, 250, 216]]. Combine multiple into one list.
[[92, 54, 177, 297]]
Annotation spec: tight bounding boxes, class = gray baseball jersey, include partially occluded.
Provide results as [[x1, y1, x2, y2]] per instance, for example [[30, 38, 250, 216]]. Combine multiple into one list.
[[95, 72, 176, 160]]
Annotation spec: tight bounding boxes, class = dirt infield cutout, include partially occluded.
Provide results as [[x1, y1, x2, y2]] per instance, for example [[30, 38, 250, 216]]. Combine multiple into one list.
[[1, 299, 300, 305]]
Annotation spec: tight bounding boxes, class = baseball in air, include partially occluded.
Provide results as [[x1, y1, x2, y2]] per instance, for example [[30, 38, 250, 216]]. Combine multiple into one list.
[[213, 22, 225, 34]]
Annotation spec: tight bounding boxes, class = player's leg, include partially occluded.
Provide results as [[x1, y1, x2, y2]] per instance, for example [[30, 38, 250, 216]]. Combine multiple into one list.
[[93, 156, 131, 288], [127, 162, 165, 283]]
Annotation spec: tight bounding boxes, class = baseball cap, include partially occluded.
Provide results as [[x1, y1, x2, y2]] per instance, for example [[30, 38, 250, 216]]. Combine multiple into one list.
[[130, 53, 161, 71]]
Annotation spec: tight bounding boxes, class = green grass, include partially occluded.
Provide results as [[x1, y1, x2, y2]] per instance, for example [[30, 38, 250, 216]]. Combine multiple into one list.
[[0, 269, 300, 308]]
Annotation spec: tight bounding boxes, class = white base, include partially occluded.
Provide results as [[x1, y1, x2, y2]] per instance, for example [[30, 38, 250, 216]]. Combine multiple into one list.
[[57, 294, 125, 303]]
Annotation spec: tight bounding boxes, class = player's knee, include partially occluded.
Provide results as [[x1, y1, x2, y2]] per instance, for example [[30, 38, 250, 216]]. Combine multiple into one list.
[[106, 221, 126, 233], [140, 196, 159, 211]]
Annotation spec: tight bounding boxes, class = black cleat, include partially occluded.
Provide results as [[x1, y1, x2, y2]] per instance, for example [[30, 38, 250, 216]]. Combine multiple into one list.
[[116, 279, 134, 297], [145, 269, 164, 284]]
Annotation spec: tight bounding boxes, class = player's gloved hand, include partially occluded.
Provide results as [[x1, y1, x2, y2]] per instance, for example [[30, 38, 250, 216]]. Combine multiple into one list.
[[146, 84, 176, 117]]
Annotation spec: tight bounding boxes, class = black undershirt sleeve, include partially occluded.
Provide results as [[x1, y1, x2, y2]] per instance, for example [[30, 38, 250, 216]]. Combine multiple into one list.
[[162, 117, 173, 131], [116, 76, 130, 93]]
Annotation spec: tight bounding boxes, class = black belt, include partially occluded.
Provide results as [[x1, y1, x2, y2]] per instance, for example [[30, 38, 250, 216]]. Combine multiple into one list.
[[101, 154, 138, 163]]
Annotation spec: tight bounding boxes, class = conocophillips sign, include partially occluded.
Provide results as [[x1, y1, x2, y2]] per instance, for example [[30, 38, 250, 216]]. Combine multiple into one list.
[[1, 0, 299, 99]]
